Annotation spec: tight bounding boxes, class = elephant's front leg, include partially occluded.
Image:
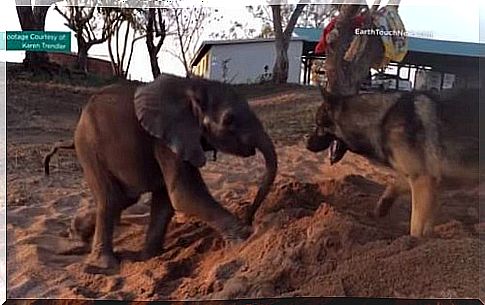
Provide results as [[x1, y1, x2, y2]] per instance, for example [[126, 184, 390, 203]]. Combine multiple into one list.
[[154, 145, 251, 244], [142, 188, 175, 259]]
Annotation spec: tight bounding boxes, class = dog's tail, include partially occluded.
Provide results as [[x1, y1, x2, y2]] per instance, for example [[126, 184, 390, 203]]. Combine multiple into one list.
[[44, 140, 75, 176]]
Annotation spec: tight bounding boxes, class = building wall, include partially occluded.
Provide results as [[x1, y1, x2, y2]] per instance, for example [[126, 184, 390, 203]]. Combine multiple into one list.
[[193, 53, 211, 78], [47, 53, 114, 77], [206, 41, 303, 84]]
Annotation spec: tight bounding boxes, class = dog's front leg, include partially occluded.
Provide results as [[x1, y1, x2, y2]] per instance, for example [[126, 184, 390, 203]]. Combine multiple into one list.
[[409, 175, 439, 237], [374, 176, 410, 218]]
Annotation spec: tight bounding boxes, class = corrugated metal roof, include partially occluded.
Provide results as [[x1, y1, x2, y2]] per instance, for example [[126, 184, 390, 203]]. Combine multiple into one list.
[[293, 27, 323, 43], [197, 37, 306, 46], [292, 27, 485, 58]]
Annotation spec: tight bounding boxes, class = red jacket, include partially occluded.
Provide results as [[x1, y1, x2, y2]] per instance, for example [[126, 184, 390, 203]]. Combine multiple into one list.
[[314, 15, 365, 55]]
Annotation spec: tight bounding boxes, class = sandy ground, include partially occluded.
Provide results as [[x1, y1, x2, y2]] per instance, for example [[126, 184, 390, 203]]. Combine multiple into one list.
[[5, 78, 484, 301]]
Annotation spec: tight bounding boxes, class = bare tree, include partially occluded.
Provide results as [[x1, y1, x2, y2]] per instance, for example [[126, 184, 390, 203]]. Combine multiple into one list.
[[270, 4, 306, 84], [248, 4, 342, 83], [209, 20, 257, 40], [107, 9, 145, 78], [15, 0, 59, 69], [105, 8, 172, 80], [55, 5, 121, 72], [107, 8, 171, 79], [167, 7, 217, 77], [248, 4, 334, 38], [145, 8, 169, 78]]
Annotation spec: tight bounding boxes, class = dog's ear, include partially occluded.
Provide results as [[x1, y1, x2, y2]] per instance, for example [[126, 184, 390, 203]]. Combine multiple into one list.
[[134, 75, 207, 168]]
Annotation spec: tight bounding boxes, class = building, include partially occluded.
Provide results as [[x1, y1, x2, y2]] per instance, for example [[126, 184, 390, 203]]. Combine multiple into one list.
[[191, 38, 305, 84], [192, 28, 484, 90], [293, 27, 485, 90]]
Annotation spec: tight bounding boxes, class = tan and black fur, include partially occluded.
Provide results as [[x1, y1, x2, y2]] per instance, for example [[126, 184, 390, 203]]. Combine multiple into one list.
[[307, 88, 479, 237]]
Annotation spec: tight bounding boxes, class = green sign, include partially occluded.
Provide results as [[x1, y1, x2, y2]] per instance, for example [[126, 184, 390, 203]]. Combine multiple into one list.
[[6, 31, 71, 53], [0, 32, 5, 50]]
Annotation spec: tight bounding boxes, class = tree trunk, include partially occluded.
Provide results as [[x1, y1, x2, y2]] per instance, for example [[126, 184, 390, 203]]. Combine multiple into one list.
[[273, 39, 290, 84], [77, 37, 89, 73], [270, 4, 306, 84], [22, 49, 50, 71], [148, 49, 161, 79], [145, 8, 163, 79], [15, 4, 51, 69]]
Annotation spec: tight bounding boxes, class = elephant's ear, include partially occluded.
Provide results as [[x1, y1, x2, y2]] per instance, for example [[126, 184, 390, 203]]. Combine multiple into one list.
[[133, 76, 208, 168]]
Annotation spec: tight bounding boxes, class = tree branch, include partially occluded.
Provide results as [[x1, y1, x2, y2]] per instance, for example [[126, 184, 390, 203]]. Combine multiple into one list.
[[283, 3, 306, 39], [54, 5, 75, 29], [173, 8, 190, 75], [120, 20, 131, 75], [107, 33, 116, 75], [82, 7, 96, 25], [124, 33, 145, 78], [163, 48, 186, 67]]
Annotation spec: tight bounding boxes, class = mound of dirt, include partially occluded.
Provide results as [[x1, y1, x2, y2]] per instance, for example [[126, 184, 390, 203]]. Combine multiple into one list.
[[178, 179, 481, 300]]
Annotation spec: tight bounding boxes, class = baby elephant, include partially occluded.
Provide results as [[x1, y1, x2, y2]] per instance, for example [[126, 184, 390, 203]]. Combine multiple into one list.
[[47, 74, 277, 272]]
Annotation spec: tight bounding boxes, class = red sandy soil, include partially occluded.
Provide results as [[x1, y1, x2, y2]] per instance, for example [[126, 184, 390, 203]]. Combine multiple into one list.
[[6, 77, 484, 301]]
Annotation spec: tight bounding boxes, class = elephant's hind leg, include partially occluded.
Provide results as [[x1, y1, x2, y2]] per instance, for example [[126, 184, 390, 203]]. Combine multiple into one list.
[[70, 194, 139, 246], [142, 187, 175, 259], [70, 208, 97, 244], [82, 167, 134, 273]]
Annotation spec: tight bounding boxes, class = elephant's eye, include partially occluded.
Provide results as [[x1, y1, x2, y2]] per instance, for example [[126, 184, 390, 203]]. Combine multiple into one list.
[[202, 116, 211, 132], [221, 112, 235, 127]]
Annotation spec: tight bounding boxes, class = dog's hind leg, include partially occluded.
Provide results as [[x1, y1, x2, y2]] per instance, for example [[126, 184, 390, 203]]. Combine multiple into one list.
[[409, 175, 439, 237], [374, 177, 410, 218]]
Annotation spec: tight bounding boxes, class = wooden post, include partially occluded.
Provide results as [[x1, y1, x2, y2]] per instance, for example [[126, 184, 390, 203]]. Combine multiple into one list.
[[302, 57, 307, 84], [307, 58, 312, 85]]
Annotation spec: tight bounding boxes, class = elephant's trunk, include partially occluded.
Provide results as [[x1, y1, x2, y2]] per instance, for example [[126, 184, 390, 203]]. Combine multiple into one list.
[[246, 130, 278, 225]]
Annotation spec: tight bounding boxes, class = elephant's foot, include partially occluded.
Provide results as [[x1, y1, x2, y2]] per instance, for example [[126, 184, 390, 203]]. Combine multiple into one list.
[[57, 240, 91, 256], [139, 245, 164, 261], [221, 222, 252, 246], [83, 251, 120, 274]]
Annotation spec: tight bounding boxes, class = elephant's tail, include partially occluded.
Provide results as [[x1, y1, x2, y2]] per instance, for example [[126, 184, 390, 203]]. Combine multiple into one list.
[[43, 140, 75, 176]]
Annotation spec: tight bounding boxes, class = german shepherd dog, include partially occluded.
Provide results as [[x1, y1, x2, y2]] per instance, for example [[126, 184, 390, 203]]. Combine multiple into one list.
[[306, 88, 479, 237]]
